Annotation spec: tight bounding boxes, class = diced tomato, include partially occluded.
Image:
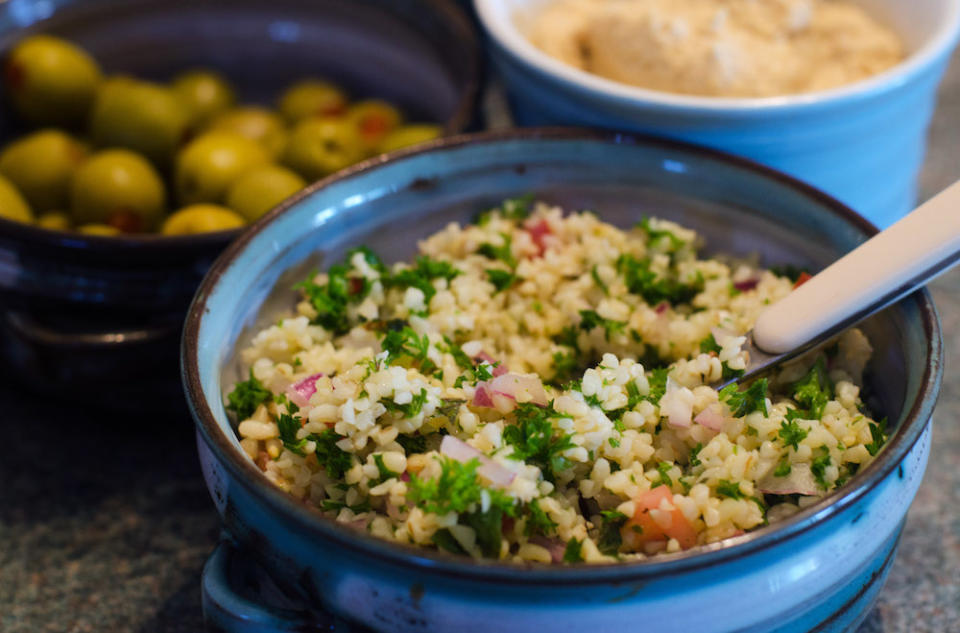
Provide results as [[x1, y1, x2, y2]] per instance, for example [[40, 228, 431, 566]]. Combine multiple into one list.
[[621, 485, 698, 551], [793, 272, 813, 289], [524, 219, 552, 256]]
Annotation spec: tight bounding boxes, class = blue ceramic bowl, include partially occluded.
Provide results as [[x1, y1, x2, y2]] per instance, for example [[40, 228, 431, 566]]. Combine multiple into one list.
[[0, 0, 479, 407], [183, 130, 941, 633], [475, 0, 960, 229]]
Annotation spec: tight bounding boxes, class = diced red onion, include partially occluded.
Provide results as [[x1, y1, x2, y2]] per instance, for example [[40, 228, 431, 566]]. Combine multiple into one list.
[[529, 535, 566, 563], [474, 351, 509, 376], [474, 351, 497, 365], [694, 403, 725, 431], [655, 302, 669, 315], [385, 499, 404, 520], [286, 372, 324, 408], [733, 277, 760, 292], [661, 377, 693, 428], [524, 218, 552, 256], [472, 383, 496, 408], [440, 435, 515, 487], [757, 463, 819, 496]]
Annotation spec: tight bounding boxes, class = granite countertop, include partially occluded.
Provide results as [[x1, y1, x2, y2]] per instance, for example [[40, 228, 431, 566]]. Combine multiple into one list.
[[2, 57, 959, 633]]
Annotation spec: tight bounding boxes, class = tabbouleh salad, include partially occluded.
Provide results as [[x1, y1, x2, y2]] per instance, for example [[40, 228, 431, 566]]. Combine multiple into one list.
[[226, 197, 887, 563]]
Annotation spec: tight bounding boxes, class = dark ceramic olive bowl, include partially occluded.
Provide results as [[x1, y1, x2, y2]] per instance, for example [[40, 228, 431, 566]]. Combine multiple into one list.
[[0, 0, 480, 407]]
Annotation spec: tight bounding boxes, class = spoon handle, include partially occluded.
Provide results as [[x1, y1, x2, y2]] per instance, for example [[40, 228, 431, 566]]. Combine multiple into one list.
[[752, 179, 960, 355]]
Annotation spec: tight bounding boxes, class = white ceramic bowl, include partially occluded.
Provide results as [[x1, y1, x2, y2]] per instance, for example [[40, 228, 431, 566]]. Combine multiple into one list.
[[476, 0, 960, 228]]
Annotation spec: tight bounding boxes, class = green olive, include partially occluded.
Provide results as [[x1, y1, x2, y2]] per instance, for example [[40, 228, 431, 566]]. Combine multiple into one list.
[[277, 80, 347, 124], [172, 69, 236, 128], [3, 35, 103, 127], [0, 174, 33, 223], [70, 149, 166, 232], [282, 117, 364, 182], [89, 76, 191, 165], [377, 124, 442, 153], [174, 132, 271, 205], [161, 204, 245, 235], [207, 107, 288, 159], [0, 129, 88, 212], [76, 223, 121, 236], [226, 165, 306, 222], [347, 100, 403, 153], [37, 211, 72, 231]]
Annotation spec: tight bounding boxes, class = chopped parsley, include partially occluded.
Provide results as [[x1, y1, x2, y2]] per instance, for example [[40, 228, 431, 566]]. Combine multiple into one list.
[[774, 457, 792, 477], [552, 326, 581, 353], [716, 479, 744, 499], [616, 253, 704, 306], [475, 194, 533, 225], [562, 538, 584, 563], [550, 350, 579, 385], [396, 433, 428, 454], [688, 443, 703, 469], [373, 454, 398, 482], [313, 429, 352, 479], [408, 456, 509, 516], [591, 265, 609, 295], [387, 255, 461, 302], [486, 268, 519, 293], [597, 510, 628, 556], [431, 529, 466, 555], [502, 402, 576, 482], [645, 367, 670, 404], [866, 419, 887, 456], [321, 498, 371, 513], [579, 310, 626, 341], [296, 246, 382, 335], [226, 370, 272, 421], [382, 388, 428, 419], [276, 409, 308, 456], [656, 461, 674, 488], [719, 378, 769, 417], [525, 499, 558, 536], [699, 333, 721, 354], [791, 357, 834, 420], [442, 337, 496, 387], [769, 263, 811, 283], [381, 326, 437, 374], [409, 458, 516, 557], [811, 447, 833, 489], [637, 217, 685, 251], [477, 233, 516, 268], [778, 411, 809, 450], [464, 504, 511, 557]]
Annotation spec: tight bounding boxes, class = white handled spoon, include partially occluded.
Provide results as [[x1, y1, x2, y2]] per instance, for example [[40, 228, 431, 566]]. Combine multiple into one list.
[[724, 179, 960, 387]]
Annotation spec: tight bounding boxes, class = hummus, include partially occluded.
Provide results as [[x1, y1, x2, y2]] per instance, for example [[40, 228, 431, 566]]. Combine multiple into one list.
[[523, 0, 904, 98]]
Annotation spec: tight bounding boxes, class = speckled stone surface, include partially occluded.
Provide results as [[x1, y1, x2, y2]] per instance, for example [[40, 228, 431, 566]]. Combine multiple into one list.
[[2, 55, 959, 633]]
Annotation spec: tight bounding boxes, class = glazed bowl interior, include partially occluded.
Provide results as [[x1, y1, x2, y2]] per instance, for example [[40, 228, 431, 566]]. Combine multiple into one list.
[[185, 130, 941, 576], [0, 0, 479, 313], [478, 0, 960, 109]]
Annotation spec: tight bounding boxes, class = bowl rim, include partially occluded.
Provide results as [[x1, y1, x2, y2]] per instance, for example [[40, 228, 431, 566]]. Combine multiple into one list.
[[183, 127, 942, 584], [473, 0, 960, 113], [0, 0, 481, 248]]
